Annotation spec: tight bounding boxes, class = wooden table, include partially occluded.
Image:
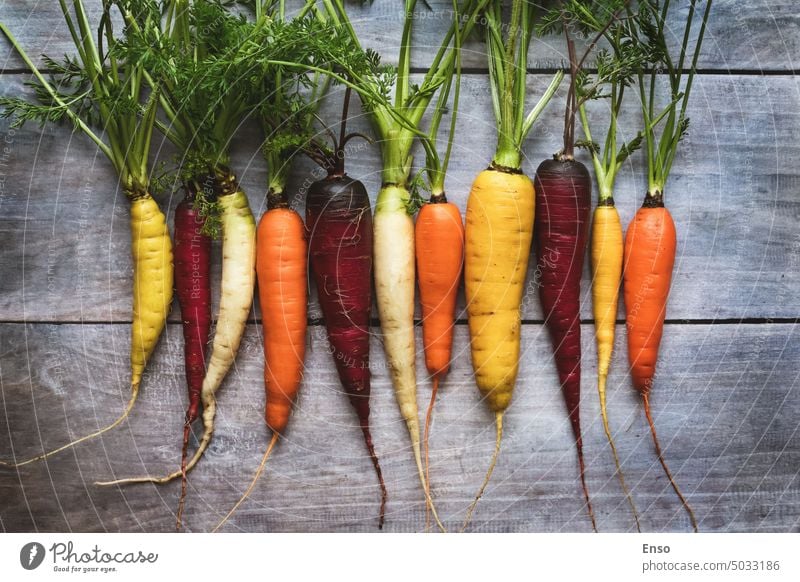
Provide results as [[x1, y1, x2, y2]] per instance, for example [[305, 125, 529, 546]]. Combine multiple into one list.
[[1, 0, 798, 533]]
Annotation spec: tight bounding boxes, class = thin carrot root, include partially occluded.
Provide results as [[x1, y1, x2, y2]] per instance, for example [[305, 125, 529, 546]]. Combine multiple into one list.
[[94, 399, 217, 487], [360, 424, 387, 530], [423, 376, 440, 532], [598, 375, 641, 532], [411, 436, 446, 533], [212, 432, 279, 533], [576, 438, 598, 532], [0, 383, 140, 469], [175, 421, 193, 531], [642, 393, 699, 532], [461, 412, 503, 532]]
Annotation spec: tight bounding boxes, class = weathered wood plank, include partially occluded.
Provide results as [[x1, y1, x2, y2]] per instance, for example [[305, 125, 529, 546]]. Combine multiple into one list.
[[1, 74, 798, 321], [1, 323, 798, 532], [1, 1, 797, 72]]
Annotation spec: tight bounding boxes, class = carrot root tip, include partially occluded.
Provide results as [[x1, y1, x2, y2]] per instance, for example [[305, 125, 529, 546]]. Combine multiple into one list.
[[423, 376, 440, 533], [3, 383, 140, 469], [642, 394, 699, 533], [212, 432, 279, 533], [461, 412, 503, 533]]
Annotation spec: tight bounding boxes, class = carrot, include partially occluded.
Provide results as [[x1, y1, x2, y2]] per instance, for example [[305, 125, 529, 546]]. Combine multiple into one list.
[[0, 8, 172, 468], [213, 195, 307, 532], [317, 0, 489, 531], [591, 202, 641, 527], [416, 200, 464, 383], [624, 200, 698, 530], [307, 167, 385, 528], [416, 196, 464, 526], [173, 182, 212, 529], [373, 184, 435, 513], [411, 2, 467, 527], [621, 0, 713, 532], [573, 5, 648, 529], [623, 204, 675, 398], [302, 92, 387, 528], [461, 0, 563, 529], [534, 158, 595, 530]]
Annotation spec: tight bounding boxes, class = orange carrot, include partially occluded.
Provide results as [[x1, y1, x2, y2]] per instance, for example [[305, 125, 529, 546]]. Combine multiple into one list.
[[623, 197, 697, 531], [622, 0, 712, 532], [415, 195, 464, 526], [259, 203, 308, 436], [213, 197, 307, 531]]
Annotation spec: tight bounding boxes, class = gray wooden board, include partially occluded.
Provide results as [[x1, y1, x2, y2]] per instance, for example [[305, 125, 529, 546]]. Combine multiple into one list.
[[0, 323, 798, 533], [1, 73, 799, 322], [0, 0, 798, 72], [1, 0, 799, 535]]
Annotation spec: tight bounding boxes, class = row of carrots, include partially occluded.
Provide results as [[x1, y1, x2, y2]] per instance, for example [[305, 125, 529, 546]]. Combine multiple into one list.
[[0, 0, 712, 532]]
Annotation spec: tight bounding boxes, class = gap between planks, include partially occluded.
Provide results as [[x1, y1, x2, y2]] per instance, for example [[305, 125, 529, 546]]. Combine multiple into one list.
[[2, 68, 798, 76], [1, 318, 797, 326]]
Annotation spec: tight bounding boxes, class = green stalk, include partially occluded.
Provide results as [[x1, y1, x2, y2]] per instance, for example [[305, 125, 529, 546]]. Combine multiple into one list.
[[258, 0, 330, 196], [488, 0, 563, 170], [579, 105, 610, 199], [493, 0, 523, 169], [395, 0, 416, 109], [0, 23, 112, 163], [426, 0, 464, 196], [573, 1, 653, 200], [636, 0, 713, 195], [317, 0, 489, 188], [665, 0, 712, 178]]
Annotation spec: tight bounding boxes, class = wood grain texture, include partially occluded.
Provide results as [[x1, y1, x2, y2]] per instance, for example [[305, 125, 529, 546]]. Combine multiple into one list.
[[0, 0, 797, 71], [1, 0, 798, 534], [1, 74, 798, 321], [0, 323, 797, 533]]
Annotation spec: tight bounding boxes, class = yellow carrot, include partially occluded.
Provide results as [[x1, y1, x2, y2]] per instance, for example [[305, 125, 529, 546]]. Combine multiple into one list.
[[96, 186, 257, 487], [1, 195, 173, 468], [591, 202, 640, 529], [462, 167, 534, 529], [461, 0, 563, 528], [0, 9, 172, 468]]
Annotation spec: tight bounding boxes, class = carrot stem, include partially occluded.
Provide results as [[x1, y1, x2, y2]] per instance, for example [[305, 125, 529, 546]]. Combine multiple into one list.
[[642, 393, 699, 532], [461, 412, 503, 532], [212, 432, 280, 533]]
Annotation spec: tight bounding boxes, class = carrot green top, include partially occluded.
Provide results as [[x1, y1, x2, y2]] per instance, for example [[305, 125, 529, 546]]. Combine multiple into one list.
[[562, 0, 651, 200], [0, 0, 159, 197], [315, 0, 489, 189], [487, 0, 563, 171], [116, 0, 265, 186], [629, 0, 713, 197], [254, 0, 332, 197]]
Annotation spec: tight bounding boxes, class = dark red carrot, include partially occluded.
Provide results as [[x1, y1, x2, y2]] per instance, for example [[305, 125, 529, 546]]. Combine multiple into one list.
[[534, 157, 595, 531], [305, 89, 386, 528], [173, 181, 212, 530], [528, 3, 630, 530], [307, 175, 386, 524]]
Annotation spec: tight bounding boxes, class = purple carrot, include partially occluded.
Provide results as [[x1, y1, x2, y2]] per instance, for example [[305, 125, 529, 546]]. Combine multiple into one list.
[[534, 157, 595, 530], [173, 183, 212, 529], [305, 88, 386, 528]]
